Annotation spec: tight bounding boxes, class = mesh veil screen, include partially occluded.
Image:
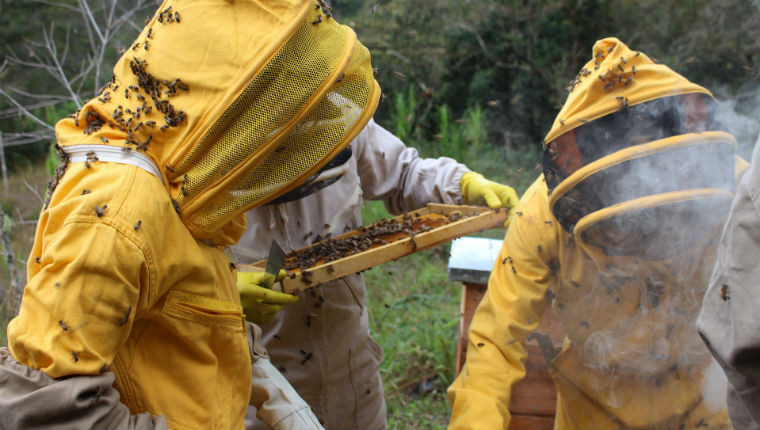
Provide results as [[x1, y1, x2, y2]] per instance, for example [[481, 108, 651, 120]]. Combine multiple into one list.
[[176, 7, 377, 234]]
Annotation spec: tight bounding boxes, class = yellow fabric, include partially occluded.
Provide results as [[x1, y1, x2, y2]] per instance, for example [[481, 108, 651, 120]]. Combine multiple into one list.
[[8, 162, 251, 429], [545, 37, 711, 145], [460, 171, 519, 226], [54, 0, 380, 244], [447, 176, 733, 429], [237, 270, 297, 326]]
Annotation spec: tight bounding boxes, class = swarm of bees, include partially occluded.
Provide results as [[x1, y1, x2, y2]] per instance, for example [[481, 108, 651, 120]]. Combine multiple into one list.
[[283, 211, 470, 277]]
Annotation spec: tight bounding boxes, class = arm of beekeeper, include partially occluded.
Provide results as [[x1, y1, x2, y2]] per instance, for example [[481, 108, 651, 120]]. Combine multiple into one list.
[[1, 219, 163, 429], [354, 119, 470, 213], [246, 322, 324, 430], [698, 148, 760, 429], [0, 348, 167, 429], [447, 176, 558, 429]]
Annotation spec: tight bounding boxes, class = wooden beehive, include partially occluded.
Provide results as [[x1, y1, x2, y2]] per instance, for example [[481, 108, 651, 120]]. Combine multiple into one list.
[[239, 203, 508, 293]]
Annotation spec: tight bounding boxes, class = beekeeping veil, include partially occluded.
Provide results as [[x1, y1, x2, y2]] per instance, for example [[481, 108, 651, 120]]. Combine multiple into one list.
[[543, 38, 736, 261], [53, 0, 380, 244]]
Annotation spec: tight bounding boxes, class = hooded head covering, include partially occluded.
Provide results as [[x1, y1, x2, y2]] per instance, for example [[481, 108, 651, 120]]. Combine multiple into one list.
[[54, 0, 380, 244], [542, 37, 736, 260]]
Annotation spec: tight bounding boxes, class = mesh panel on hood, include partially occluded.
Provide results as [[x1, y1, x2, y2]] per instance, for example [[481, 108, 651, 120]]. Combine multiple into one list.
[[52, 0, 380, 243]]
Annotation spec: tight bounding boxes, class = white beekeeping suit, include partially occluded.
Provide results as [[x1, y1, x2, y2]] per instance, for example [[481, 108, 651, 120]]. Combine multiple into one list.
[[234, 118, 471, 429]]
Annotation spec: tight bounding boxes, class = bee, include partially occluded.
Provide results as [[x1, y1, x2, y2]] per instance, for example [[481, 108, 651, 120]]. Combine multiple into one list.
[[620, 56, 626, 64], [35, 256, 40, 263], [99, 136, 109, 143], [511, 266, 517, 274], [72, 351, 79, 363], [720, 284, 729, 301], [273, 334, 282, 340], [515, 211, 523, 216], [559, 118, 565, 126], [624, 77, 633, 86], [312, 15, 322, 25], [125, 88, 130, 99], [632, 65, 637, 75], [59, 320, 69, 331], [578, 118, 590, 124], [507, 256, 513, 264], [94, 204, 107, 217], [175, 11, 180, 22], [476, 342, 485, 347], [545, 220, 553, 224], [171, 199, 180, 213], [146, 120, 156, 128], [147, 29, 153, 39], [118, 306, 132, 326], [537, 245, 543, 253], [55, 282, 61, 288], [336, 73, 345, 83], [165, 165, 175, 173], [299, 350, 313, 364], [579, 320, 590, 329], [81, 189, 91, 195], [696, 418, 708, 428], [501, 257, 507, 264], [143, 40, 149, 50], [134, 220, 142, 231]]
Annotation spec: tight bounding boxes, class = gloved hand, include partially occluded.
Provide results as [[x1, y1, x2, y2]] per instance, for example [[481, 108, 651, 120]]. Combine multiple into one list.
[[460, 171, 519, 225], [238, 270, 298, 326]]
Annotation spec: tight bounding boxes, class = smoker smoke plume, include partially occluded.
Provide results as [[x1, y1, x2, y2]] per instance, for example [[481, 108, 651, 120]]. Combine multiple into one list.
[[553, 89, 760, 412]]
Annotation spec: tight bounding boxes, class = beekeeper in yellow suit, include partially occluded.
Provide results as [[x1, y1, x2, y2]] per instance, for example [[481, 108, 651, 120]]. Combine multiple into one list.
[[448, 37, 745, 429], [0, 1, 380, 429]]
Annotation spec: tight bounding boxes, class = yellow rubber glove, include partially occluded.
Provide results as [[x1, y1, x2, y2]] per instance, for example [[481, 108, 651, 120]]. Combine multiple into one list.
[[460, 171, 520, 226], [237, 269, 298, 326]]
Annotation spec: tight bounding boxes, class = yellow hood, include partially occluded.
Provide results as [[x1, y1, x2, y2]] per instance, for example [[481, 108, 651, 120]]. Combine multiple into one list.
[[545, 37, 711, 145], [54, 0, 380, 244]]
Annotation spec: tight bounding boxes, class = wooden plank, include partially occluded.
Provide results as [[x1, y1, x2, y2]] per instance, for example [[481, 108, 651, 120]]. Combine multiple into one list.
[[455, 286, 563, 428], [456, 283, 487, 375], [509, 414, 555, 430], [239, 204, 508, 293]]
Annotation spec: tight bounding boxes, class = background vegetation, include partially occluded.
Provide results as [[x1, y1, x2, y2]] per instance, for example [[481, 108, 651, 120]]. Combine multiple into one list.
[[1, 0, 759, 428]]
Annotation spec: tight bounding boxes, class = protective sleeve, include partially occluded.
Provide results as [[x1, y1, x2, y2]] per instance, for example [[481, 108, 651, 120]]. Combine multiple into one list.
[[698, 146, 760, 429], [245, 322, 324, 430], [353, 119, 470, 214], [447, 176, 558, 429], [0, 347, 167, 430], [8, 219, 145, 378]]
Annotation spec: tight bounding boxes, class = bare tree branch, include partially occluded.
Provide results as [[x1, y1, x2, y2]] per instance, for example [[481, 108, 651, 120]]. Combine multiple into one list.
[[21, 178, 44, 205], [0, 88, 55, 132]]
